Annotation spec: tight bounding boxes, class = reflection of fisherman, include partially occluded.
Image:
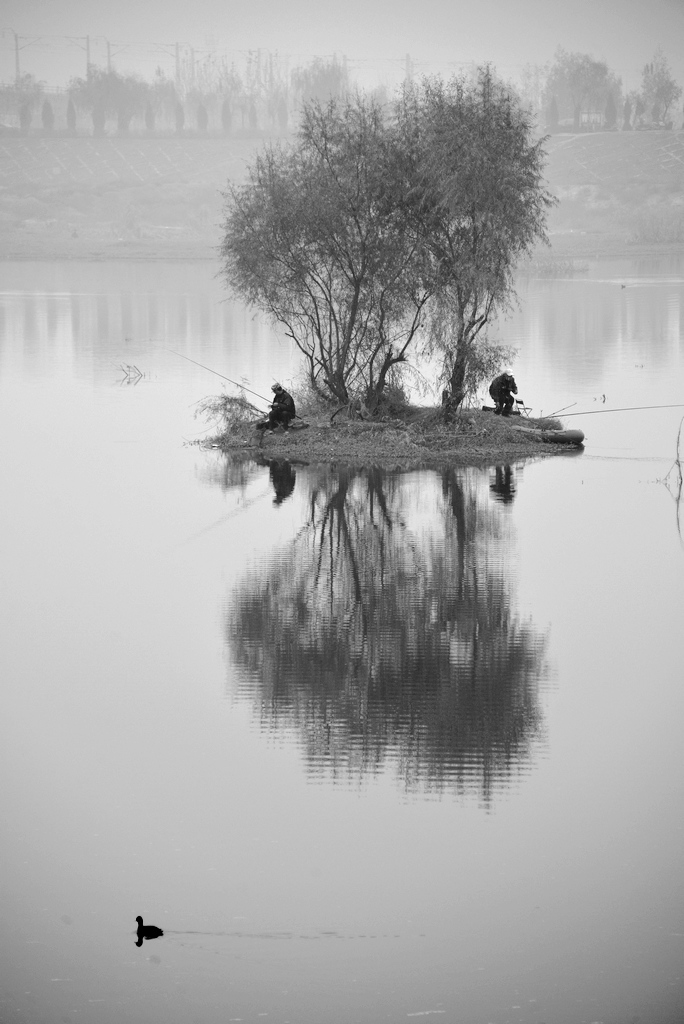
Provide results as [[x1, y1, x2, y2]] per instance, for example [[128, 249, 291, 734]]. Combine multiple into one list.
[[489, 373, 517, 416], [489, 465, 516, 504], [257, 383, 296, 432], [269, 460, 296, 506]]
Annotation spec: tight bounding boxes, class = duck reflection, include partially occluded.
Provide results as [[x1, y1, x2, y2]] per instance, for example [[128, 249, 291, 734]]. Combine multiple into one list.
[[135, 915, 164, 946], [227, 463, 547, 805]]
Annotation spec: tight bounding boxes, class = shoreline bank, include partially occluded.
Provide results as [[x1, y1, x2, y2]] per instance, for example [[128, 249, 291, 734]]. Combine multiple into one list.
[[2, 233, 681, 264]]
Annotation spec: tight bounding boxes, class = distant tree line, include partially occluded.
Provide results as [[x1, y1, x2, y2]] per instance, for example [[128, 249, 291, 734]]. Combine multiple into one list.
[[2, 45, 681, 139], [519, 46, 683, 133], [0, 54, 352, 138]]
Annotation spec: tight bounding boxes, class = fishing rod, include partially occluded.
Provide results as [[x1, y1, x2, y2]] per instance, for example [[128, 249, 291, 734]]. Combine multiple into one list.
[[166, 349, 271, 405], [559, 403, 684, 418], [547, 402, 577, 417]]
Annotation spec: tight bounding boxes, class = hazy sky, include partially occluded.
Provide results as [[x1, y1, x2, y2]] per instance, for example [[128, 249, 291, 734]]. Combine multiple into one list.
[[2, 0, 683, 92]]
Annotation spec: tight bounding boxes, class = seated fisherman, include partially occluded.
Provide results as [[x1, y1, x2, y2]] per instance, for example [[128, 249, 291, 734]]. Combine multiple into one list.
[[259, 383, 296, 431], [488, 372, 518, 416]]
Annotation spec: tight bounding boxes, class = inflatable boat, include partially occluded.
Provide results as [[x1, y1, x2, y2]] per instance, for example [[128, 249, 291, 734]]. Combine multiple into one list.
[[510, 424, 585, 446]]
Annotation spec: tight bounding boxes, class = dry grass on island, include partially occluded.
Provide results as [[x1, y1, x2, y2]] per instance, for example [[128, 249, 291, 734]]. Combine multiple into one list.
[[197, 395, 574, 468]]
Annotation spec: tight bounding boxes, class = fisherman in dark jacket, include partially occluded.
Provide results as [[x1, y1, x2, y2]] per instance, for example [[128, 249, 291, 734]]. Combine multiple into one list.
[[489, 372, 517, 416], [260, 383, 296, 431]]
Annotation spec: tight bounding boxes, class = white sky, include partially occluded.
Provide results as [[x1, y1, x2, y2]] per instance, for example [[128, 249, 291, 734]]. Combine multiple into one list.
[[1, 0, 683, 93]]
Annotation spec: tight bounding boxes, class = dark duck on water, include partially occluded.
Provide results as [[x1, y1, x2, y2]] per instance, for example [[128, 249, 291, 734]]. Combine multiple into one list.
[[135, 915, 164, 946]]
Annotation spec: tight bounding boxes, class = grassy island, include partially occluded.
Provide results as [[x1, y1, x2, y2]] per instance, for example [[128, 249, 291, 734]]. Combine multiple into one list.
[[202, 403, 578, 468]]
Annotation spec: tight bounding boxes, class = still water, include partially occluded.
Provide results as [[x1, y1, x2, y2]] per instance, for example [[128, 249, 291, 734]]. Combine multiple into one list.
[[1, 260, 683, 1024]]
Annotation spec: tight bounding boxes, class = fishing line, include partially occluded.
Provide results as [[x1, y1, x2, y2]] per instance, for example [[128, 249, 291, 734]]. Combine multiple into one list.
[[560, 403, 684, 418], [547, 402, 577, 417], [166, 348, 303, 421], [165, 348, 271, 405]]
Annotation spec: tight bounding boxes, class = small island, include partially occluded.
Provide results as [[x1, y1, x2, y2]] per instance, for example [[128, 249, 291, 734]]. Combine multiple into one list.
[[205, 70, 596, 467], [203, 401, 583, 468], [216, 72, 561, 454]]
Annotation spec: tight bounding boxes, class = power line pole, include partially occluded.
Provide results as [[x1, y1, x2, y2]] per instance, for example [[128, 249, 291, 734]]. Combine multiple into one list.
[[10, 31, 42, 85], [66, 35, 90, 78], [13, 29, 20, 84], [104, 38, 128, 74]]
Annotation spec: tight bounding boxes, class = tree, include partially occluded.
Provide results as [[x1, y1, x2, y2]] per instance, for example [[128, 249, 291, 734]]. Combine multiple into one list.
[[604, 92, 617, 129], [547, 95, 559, 131], [640, 48, 682, 125], [19, 100, 32, 133], [221, 71, 553, 411], [277, 94, 288, 133], [144, 100, 155, 132], [398, 70, 554, 408], [197, 102, 208, 132], [113, 73, 148, 134], [544, 48, 613, 131], [69, 69, 148, 136], [622, 96, 632, 130], [221, 94, 432, 408], [174, 101, 185, 134], [92, 101, 106, 137], [149, 70, 179, 129], [66, 96, 77, 133], [221, 97, 232, 134], [518, 63, 549, 121], [0, 73, 43, 133], [41, 99, 54, 132], [291, 55, 350, 108]]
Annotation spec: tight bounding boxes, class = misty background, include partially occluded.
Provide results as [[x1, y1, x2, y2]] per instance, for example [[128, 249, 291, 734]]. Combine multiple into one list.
[[2, 0, 684, 92]]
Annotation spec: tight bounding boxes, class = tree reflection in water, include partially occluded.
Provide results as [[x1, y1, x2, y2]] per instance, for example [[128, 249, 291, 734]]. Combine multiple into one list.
[[226, 463, 548, 805]]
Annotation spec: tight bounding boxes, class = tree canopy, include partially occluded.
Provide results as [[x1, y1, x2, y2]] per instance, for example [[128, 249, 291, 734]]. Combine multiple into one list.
[[221, 67, 554, 411], [397, 71, 554, 406], [544, 48, 619, 131], [641, 48, 682, 124], [69, 68, 149, 135], [222, 93, 431, 406]]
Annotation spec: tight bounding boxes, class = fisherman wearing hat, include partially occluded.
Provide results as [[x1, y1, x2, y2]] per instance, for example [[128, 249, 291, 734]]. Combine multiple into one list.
[[489, 372, 518, 416], [259, 382, 296, 432]]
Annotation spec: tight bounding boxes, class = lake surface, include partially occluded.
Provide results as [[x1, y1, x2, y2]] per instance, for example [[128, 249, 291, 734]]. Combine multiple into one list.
[[1, 259, 683, 1024]]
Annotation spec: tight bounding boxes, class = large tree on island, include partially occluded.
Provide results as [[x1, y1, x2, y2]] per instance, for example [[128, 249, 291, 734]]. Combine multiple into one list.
[[221, 68, 553, 411]]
